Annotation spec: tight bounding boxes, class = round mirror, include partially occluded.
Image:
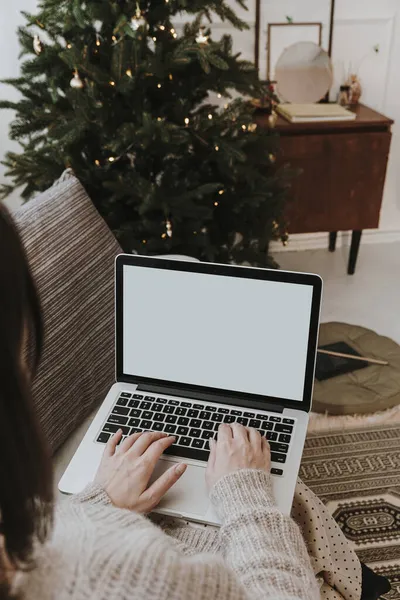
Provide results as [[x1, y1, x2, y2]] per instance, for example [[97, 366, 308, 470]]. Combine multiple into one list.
[[275, 41, 333, 104]]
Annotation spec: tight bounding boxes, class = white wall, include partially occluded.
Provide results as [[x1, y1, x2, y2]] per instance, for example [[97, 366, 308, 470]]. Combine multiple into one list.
[[1, 1, 400, 242]]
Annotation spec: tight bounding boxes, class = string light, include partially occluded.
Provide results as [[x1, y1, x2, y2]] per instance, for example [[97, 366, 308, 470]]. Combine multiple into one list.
[[184, 117, 190, 125], [152, 36, 156, 41], [215, 145, 219, 151], [159, 25, 165, 31], [157, 117, 162, 121], [173, 33, 177, 38], [112, 35, 117, 42], [269, 153, 276, 163], [126, 68, 132, 77], [169, 73, 173, 80], [242, 125, 247, 130], [171, 28, 175, 33], [214, 201, 219, 206], [142, 239, 147, 244], [218, 189, 224, 195], [217, 94, 222, 98], [208, 113, 213, 120], [109, 80, 116, 86], [161, 233, 167, 239], [96, 34, 101, 46], [224, 104, 228, 109], [108, 156, 116, 162], [193, 231, 197, 235], [94, 159, 100, 166], [67, 43, 72, 49], [157, 83, 162, 88]]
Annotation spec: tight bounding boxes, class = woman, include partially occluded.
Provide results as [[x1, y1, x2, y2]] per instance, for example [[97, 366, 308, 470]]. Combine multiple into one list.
[[0, 205, 356, 600]]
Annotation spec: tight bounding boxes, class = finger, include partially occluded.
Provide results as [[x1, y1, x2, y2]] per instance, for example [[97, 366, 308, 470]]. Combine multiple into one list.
[[141, 462, 187, 511], [248, 426, 262, 450], [105, 429, 123, 457], [119, 431, 143, 453], [262, 436, 271, 467], [142, 434, 176, 465], [217, 423, 232, 443], [142, 462, 187, 510], [129, 431, 168, 456], [208, 438, 217, 469], [231, 422, 249, 441]]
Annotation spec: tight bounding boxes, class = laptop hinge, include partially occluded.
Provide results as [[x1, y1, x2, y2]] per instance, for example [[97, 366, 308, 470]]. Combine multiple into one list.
[[136, 383, 284, 414]]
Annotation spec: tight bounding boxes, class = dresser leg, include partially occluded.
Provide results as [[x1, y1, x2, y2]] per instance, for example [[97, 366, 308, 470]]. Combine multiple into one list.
[[329, 232, 337, 252], [348, 230, 362, 275]]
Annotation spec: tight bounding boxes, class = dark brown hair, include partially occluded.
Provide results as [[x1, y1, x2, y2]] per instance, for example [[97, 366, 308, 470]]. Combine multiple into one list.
[[0, 205, 53, 585]]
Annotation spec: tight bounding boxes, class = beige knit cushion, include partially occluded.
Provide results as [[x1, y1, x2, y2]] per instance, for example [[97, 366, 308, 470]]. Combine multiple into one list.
[[13, 170, 122, 452]]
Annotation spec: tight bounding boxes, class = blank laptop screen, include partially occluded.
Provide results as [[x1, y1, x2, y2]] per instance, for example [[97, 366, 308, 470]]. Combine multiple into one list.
[[122, 265, 314, 402]]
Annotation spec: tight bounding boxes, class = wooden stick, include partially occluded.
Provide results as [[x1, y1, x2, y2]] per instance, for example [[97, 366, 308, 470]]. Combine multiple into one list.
[[317, 348, 388, 366]]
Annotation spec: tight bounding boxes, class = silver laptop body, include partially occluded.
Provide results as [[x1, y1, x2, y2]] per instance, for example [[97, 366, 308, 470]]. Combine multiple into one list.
[[59, 255, 322, 525]]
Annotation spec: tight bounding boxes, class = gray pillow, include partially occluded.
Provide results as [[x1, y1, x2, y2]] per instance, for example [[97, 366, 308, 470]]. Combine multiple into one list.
[[13, 170, 122, 452]]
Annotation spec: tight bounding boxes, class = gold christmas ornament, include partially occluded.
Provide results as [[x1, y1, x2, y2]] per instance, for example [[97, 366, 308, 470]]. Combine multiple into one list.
[[268, 110, 278, 128], [33, 35, 43, 55], [166, 219, 173, 238], [70, 70, 84, 89]]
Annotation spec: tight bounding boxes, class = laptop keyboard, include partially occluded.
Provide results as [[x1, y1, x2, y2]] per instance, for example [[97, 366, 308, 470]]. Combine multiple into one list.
[[96, 392, 296, 476]]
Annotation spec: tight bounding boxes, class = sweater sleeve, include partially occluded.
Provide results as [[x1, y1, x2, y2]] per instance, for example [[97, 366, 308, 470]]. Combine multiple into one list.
[[209, 469, 320, 600], [51, 477, 318, 600]]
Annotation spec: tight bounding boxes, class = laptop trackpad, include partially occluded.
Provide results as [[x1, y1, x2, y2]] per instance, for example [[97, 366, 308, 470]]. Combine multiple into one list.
[[150, 460, 210, 516]]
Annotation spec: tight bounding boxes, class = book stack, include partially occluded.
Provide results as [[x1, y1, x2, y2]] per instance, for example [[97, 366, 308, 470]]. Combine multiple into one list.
[[277, 103, 356, 123]]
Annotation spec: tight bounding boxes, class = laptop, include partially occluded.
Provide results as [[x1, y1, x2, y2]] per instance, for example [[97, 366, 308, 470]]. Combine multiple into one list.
[[59, 254, 322, 524]]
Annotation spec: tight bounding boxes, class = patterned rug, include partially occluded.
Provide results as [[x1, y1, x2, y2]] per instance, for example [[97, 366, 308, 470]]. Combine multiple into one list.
[[301, 424, 400, 600]]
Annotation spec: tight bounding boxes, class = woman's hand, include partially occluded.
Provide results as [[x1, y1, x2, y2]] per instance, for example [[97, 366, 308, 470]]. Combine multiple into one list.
[[205, 423, 271, 491], [94, 430, 187, 512]]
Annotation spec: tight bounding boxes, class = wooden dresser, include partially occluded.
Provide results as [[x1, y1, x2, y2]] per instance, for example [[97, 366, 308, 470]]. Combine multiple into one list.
[[258, 104, 394, 274]]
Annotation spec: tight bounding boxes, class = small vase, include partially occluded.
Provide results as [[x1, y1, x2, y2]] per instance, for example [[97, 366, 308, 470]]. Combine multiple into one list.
[[348, 74, 362, 105]]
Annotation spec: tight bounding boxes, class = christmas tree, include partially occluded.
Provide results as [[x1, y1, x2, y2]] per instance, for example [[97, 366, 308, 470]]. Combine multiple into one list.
[[0, 0, 290, 266]]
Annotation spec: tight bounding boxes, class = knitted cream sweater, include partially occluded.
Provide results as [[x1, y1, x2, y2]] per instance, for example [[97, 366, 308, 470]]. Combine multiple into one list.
[[19, 469, 319, 600]]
